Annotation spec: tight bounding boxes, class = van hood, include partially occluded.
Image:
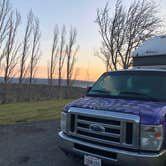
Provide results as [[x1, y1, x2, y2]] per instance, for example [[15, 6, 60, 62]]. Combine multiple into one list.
[[64, 96, 166, 125]]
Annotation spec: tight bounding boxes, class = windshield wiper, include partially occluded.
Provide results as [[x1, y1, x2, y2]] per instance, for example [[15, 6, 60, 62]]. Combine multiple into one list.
[[118, 91, 159, 101], [90, 89, 111, 94]]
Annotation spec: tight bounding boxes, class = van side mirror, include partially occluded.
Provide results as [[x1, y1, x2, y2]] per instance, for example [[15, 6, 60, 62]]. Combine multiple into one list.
[[86, 86, 92, 93]]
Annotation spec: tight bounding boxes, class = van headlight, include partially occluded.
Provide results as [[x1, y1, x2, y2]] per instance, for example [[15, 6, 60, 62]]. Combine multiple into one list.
[[61, 112, 68, 133], [141, 125, 163, 151]]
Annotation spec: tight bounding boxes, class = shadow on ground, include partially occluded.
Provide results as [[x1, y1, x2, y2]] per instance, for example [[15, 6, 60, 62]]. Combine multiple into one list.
[[0, 120, 83, 166]]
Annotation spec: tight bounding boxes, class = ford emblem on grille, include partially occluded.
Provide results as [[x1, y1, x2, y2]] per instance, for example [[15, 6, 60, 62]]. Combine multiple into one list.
[[89, 124, 105, 132]]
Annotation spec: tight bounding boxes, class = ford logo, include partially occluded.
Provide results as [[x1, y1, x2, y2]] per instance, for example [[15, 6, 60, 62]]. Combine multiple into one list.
[[89, 124, 105, 132]]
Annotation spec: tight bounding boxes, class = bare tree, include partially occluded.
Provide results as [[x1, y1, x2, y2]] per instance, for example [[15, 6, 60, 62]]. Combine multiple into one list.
[[66, 27, 79, 87], [2, 11, 21, 103], [0, 0, 12, 67], [73, 67, 80, 81], [29, 16, 41, 85], [47, 25, 59, 86], [94, 43, 113, 71], [19, 10, 33, 84], [85, 63, 91, 87], [3, 11, 21, 84], [58, 25, 66, 87], [96, 0, 161, 70]]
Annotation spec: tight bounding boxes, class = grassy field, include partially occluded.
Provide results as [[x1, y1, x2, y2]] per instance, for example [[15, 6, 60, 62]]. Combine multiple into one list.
[[0, 99, 73, 125]]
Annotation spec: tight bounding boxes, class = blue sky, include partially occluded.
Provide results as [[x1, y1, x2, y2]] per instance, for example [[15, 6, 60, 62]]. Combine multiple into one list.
[[10, 0, 166, 80], [10, 0, 108, 65]]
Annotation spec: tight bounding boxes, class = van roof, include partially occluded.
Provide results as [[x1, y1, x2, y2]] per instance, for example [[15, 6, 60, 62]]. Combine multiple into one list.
[[109, 68, 166, 73], [133, 35, 166, 57]]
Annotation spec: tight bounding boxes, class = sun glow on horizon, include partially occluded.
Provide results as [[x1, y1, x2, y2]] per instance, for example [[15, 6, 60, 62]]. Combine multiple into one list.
[[34, 65, 105, 82]]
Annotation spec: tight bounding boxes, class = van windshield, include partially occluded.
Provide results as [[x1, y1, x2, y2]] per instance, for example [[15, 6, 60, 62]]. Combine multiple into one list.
[[87, 71, 166, 102]]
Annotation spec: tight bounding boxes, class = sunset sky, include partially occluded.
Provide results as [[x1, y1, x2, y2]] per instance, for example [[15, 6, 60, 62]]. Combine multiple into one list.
[[10, 0, 166, 81]]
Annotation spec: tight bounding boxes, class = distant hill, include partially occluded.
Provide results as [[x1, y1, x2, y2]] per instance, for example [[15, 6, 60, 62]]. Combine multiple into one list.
[[0, 77, 94, 88]]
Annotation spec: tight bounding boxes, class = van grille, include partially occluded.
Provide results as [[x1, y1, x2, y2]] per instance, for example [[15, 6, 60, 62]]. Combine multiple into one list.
[[68, 108, 140, 150], [76, 115, 121, 143]]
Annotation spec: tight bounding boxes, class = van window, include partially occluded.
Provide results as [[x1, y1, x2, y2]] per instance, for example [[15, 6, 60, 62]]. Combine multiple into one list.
[[87, 71, 166, 102]]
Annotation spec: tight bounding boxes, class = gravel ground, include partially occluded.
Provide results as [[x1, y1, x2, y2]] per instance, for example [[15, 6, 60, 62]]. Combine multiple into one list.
[[0, 120, 83, 166]]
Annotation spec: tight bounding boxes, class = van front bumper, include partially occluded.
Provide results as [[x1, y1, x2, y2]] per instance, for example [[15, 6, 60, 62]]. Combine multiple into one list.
[[58, 131, 166, 166]]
